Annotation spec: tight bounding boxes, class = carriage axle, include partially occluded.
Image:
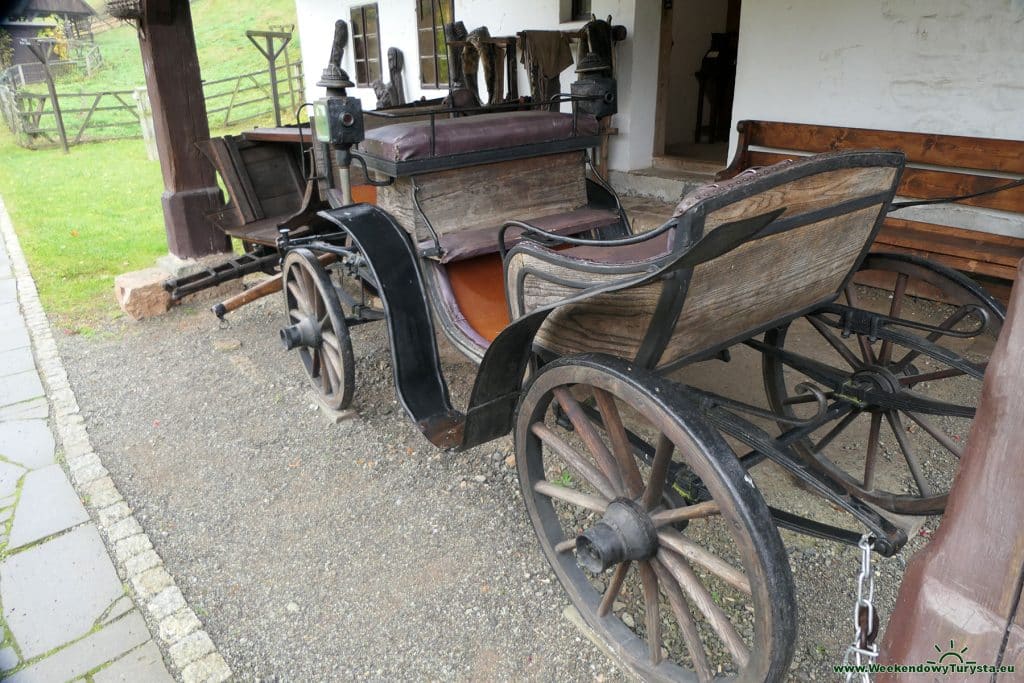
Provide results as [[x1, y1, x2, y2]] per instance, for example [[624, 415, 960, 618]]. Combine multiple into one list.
[[575, 498, 659, 574]]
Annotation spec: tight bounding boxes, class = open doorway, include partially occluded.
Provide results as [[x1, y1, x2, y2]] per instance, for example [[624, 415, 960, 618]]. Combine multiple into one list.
[[653, 0, 741, 175]]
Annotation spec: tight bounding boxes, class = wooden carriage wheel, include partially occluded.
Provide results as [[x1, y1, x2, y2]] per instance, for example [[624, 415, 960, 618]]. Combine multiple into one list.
[[762, 253, 1005, 515], [516, 356, 795, 682], [280, 248, 355, 411]]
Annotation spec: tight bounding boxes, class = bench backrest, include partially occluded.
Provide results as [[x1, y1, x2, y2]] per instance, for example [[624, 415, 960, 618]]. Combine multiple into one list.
[[519, 151, 904, 368], [720, 120, 1024, 284]]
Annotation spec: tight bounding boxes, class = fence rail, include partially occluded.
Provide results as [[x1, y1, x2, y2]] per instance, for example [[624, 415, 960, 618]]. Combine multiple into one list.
[[0, 60, 304, 150]]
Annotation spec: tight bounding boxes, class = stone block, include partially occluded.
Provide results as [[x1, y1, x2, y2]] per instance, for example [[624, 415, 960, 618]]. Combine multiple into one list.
[[106, 516, 143, 544], [169, 631, 214, 669], [181, 652, 231, 683], [124, 549, 161, 575], [130, 567, 173, 599], [114, 268, 172, 320], [158, 607, 200, 643], [147, 586, 186, 622]]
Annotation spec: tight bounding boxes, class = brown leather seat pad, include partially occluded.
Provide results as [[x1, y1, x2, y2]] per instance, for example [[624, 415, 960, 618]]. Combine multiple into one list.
[[359, 111, 600, 162]]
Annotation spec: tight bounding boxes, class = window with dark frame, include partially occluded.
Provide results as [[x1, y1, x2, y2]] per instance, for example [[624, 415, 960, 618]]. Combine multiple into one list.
[[571, 0, 592, 21], [351, 3, 382, 87], [416, 0, 453, 88]]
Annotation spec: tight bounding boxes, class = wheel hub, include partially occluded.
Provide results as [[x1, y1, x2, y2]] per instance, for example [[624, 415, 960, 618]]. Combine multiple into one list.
[[279, 315, 321, 351], [575, 498, 658, 574], [851, 366, 903, 394]]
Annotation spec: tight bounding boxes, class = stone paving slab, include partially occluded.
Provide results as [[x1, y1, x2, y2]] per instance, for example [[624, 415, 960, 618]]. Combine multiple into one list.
[[0, 196, 195, 681], [0, 279, 16, 305], [0, 347, 36, 378], [0, 460, 23, 499], [0, 325, 30, 354], [5, 611, 151, 683], [0, 419, 55, 470], [2, 524, 123, 658], [0, 397, 48, 421], [0, 370, 44, 410], [7, 464, 89, 549], [94, 640, 175, 683]]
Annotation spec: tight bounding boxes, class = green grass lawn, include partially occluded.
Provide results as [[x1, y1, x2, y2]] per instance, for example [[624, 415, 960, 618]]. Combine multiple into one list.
[[0, 0, 301, 330], [20, 0, 304, 143]]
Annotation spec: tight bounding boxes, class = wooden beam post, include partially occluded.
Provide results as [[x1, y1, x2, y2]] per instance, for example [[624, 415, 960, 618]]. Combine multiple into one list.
[[138, 0, 230, 258]]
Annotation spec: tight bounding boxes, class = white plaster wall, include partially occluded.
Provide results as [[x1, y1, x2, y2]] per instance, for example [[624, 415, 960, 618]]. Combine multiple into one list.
[[292, 0, 662, 171], [730, 0, 1024, 237], [732, 0, 1024, 151]]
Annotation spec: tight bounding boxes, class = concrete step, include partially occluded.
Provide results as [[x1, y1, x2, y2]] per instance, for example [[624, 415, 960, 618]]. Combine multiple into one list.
[[609, 166, 714, 203], [620, 196, 676, 234]]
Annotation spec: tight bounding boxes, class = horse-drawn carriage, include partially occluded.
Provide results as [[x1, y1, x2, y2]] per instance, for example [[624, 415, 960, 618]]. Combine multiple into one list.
[[184, 39, 1008, 680]]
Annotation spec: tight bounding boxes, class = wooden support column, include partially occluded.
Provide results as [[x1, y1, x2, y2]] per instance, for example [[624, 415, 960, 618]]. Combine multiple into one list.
[[138, 0, 230, 258]]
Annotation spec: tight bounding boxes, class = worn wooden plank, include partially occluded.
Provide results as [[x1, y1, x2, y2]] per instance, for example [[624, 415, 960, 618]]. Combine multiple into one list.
[[661, 205, 883, 366], [878, 218, 1024, 268], [743, 120, 1024, 174], [685, 166, 898, 232], [746, 148, 1024, 213], [376, 151, 587, 240]]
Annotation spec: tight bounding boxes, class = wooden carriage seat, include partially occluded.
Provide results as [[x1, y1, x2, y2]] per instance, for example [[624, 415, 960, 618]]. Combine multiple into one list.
[[505, 151, 905, 369], [364, 111, 621, 350]]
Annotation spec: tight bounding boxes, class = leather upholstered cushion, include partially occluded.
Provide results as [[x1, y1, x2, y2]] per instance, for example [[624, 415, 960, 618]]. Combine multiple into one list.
[[359, 111, 600, 162]]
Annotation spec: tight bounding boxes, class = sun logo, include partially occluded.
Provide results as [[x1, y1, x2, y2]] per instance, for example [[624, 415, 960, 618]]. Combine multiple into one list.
[[927, 640, 976, 666]]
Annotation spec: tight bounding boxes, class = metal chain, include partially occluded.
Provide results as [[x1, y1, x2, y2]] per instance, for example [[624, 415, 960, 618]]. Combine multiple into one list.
[[842, 534, 878, 682]]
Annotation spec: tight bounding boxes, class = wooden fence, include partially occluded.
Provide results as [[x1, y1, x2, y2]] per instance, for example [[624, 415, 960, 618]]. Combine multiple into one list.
[[0, 60, 304, 150], [0, 40, 103, 88], [203, 60, 304, 128]]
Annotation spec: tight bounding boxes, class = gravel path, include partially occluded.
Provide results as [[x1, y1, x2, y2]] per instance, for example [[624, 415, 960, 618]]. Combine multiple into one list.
[[55, 288, 946, 681]]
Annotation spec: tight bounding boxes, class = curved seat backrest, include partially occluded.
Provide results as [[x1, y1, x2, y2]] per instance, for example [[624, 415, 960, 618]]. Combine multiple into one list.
[[506, 150, 905, 369]]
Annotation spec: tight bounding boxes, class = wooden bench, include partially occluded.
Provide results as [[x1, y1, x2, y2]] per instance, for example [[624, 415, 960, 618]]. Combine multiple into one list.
[[718, 121, 1024, 299]]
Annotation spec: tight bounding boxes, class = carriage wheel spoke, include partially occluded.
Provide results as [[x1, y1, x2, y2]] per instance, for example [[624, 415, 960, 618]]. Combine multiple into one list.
[[318, 349, 331, 393], [287, 281, 307, 314], [658, 549, 750, 668], [592, 388, 645, 497], [531, 423, 616, 499], [844, 285, 877, 365], [878, 272, 909, 365], [905, 411, 963, 458], [899, 367, 967, 386], [650, 558, 714, 682], [637, 561, 663, 665], [886, 411, 935, 497], [807, 315, 862, 370], [533, 479, 609, 513], [650, 501, 720, 526], [657, 528, 751, 595], [552, 388, 625, 495], [862, 412, 883, 490], [812, 410, 859, 452], [598, 561, 631, 617], [641, 435, 674, 511], [321, 341, 341, 393], [554, 538, 576, 554]]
